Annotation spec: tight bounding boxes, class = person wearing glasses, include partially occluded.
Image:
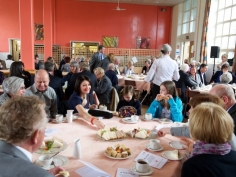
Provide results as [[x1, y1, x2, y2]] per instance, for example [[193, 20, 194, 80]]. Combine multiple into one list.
[[0, 76, 26, 106]]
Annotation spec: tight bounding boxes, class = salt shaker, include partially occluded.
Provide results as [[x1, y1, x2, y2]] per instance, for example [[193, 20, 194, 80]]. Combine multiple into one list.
[[73, 138, 81, 159]]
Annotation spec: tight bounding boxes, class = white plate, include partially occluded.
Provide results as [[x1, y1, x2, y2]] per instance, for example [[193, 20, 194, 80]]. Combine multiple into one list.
[[35, 140, 68, 154], [52, 118, 67, 123], [96, 134, 125, 141], [153, 118, 173, 124], [169, 141, 186, 150], [162, 151, 184, 161], [142, 117, 152, 121], [35, 155, 69, 170], [146, 144, 163, 151], [131, 165, 153, 175], [122, 117, 140, 124], [104, 151, 132, 160]]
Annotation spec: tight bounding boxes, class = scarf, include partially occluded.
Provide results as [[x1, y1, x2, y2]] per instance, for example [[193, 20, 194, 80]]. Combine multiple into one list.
[[191, 141, 231, 157]]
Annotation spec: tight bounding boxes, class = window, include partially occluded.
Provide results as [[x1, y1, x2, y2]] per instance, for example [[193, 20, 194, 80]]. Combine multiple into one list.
[[181, 0, 197, 34], [210, 0, 236, 62]]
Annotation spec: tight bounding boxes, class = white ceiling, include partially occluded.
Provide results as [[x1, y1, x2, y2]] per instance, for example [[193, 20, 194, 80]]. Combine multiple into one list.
[[78, 0, 186, 6]]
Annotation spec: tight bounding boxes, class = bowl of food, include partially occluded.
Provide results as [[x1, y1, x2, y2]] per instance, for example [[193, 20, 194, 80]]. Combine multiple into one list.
[[104, 144, 132, 159]]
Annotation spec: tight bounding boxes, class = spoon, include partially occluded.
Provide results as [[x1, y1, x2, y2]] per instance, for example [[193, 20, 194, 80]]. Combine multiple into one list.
[[47, 151, 60, 160]]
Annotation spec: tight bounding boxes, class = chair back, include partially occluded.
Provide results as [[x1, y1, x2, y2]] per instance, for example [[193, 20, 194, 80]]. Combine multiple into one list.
[[108, 87, 119, 111]]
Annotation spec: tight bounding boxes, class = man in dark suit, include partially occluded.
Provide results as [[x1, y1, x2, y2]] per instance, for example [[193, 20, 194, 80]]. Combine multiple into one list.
[[44, 62, 64, 109], [89, 45, 106, 73], [94, 67, 113, 105], [98, 56, 110, 71], [210, 84, 236, 134], [65, 62, 97, 98], [105, 63, 122, 93], [175, 64, 197, 103], [197, 63, 208, 85], [0, 96, 63, 177]]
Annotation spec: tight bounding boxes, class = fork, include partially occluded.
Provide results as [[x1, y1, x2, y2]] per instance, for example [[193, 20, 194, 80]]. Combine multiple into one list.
[[51, 161, 56, 167]]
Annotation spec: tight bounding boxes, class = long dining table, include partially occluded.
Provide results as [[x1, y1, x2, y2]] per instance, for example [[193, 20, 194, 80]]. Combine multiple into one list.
[[33, 116, 186, 177], [118, 75, 151, 91]]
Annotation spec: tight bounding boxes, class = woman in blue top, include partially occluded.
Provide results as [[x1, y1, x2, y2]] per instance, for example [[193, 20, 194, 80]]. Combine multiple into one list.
[[146, 80, 183, 122], [67, 75, 104, 129]]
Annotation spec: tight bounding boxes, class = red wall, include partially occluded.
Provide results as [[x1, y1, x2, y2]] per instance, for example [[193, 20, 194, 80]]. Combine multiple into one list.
[[0, 0, 20, 52], [54, 1, 172, 49], [0, 0, 172, 52]]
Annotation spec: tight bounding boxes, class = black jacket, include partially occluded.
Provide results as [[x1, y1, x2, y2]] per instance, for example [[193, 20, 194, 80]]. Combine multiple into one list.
[[48, 74, 64, 109], [94, 75, 113, 105], [98, 57, 110, 72], [197, 69, 207, 85], [175, 70, 197, 103], [65, 70, 97, 98], [228, 103, 236, 135], [89, 52, 106, 73]]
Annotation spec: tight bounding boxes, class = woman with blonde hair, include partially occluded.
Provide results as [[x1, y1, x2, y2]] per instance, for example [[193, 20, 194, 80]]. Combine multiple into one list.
[[217, 54, 228, 70], [122, 61, 134, 75], [181, 103, 236, 177]]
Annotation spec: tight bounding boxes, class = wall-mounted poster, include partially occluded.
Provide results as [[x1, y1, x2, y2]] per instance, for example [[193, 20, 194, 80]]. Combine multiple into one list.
[[102, 36, 118, 48], [140, 37, 150, 49], [35, 24, 44, 40]]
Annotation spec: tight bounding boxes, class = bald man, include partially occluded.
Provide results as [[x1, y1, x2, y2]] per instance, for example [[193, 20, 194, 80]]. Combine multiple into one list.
[[210, 84, 236, 134], [25, 69, 57, 119]]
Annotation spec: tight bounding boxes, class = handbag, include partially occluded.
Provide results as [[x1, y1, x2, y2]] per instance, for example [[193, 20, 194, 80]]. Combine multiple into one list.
[[88, 109, 113, 119]]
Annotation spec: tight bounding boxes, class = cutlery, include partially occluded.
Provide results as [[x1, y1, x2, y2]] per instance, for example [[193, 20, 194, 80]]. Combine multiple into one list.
[[47, 151, 60, 160], [50, 161, 56, 167]]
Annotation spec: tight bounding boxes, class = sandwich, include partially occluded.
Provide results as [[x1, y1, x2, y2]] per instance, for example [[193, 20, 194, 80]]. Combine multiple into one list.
[[135, 130, 148, 139], [40, 141, 46, 149], [116, 153, 122, 158], [121, 151, 128, 158], [171, 149, 179, 160], [58, 171, 70, 177], [111, 149, 117, 157], [115, 130, 126, 139], [106, 147, 112, 156], [161, 95, 169, 100]]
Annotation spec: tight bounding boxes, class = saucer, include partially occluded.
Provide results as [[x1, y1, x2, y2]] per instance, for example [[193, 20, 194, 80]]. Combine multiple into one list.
[[35, 155, 69, 170], [146, 144, 163, 151], [52, 118, 66, 123], [131, 165, 153, 175], [122, 117, 140, 124], [142, 117, 152, 121]]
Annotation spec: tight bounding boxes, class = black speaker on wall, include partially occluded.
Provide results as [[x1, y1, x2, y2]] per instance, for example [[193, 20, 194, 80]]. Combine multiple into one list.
[[210, 46, 220, 58]]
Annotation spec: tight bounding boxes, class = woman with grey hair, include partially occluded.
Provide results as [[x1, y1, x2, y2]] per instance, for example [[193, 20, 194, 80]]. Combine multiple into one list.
[[62, 61, 79, 85], [142, 59, 151, 74], [175, 64, 197, 103], [0, 76, 25, 106], [220, 72, 232, 84]]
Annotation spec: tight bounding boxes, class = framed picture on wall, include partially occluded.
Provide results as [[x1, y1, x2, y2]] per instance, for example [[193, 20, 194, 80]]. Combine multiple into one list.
[[102, 36, 118, 48], [35, 24, 44, 40], [140, 37, 150, 49]]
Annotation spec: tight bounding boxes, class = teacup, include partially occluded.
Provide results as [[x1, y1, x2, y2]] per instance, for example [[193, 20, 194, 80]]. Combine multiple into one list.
[[149, 139, 161, 150], [149, 130, 158, 139], [38, 155, 52, 168], [144, 113, 152, 120], [55, 114, 63, 122], [131, 115, 139, 122], [172, 122, 182, 127], [99, 105, 107, 111], [135, 159, 150, 173]]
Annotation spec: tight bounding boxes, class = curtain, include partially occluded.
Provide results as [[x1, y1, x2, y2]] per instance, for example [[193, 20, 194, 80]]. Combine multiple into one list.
[[199, 0, 211, 64]]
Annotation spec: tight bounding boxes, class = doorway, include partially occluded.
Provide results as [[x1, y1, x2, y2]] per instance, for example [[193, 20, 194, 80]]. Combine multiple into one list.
[[70, 41, 100, 59], [10, 39, 21, 61], [182, 41, 194, 63]]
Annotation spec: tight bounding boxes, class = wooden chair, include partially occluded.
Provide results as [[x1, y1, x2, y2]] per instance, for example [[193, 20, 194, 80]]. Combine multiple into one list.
[[176, 88, 181, 96]]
